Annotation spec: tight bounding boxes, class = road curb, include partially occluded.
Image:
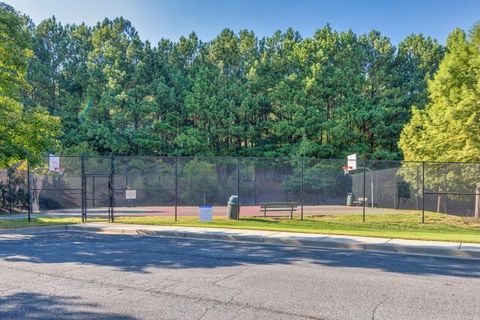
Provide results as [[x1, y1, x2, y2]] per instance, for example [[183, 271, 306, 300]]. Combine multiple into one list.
[[65, 224, 480, 260], [364, 243, 473, 259], [0, 225, 70, 235]]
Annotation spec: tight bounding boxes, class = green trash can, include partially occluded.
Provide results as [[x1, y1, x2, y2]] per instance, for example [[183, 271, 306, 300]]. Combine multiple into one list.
[[347, 193, 353, 206], [227, 195, 240, 220]]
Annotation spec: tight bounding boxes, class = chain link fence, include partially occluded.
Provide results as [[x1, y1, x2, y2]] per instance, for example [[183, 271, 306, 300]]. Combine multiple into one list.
[[1, 156, 480, 221], [0, 162, 29, 214]]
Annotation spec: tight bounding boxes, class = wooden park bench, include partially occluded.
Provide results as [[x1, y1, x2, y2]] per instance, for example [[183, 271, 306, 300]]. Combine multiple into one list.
[[352, 197, 368, 207], [260, 202, 298, 219]]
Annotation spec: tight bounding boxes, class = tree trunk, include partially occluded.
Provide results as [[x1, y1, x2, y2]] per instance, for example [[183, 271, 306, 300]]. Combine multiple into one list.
[[475, 183, 480, 219]]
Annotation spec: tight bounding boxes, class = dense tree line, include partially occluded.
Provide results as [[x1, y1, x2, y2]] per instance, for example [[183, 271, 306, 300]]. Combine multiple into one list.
[[1, 3, 447, 164]]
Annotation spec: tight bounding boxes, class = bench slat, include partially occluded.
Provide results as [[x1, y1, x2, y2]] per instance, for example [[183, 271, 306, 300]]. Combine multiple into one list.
[[260, 204, 297, 208], [259, 202, 298, 219], [260, 202, 298, 207]]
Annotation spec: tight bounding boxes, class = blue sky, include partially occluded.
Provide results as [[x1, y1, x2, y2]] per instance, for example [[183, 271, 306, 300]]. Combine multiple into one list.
[[5, 0, 480, 45]]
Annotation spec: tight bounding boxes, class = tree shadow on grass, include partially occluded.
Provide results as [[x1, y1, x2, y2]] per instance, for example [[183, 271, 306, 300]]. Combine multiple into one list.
[[1, 232, 480, 278], [0, 292, 137, 320]]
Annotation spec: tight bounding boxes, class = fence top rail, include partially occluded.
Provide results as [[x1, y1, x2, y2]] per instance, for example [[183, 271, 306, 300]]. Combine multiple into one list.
[[9, 155, 480, 166], [424, 192, 480, 196]]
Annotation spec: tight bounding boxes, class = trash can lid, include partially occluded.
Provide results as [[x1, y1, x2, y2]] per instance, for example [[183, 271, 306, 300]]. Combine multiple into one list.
[[228, 195, 239, 204]]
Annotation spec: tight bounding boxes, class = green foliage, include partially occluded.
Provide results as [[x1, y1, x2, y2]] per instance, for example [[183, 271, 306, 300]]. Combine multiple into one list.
[[284, 160, 350, 198], [0, 4, 60, 166], [400, 26, 480, 162], [178, 160, 221, 205]]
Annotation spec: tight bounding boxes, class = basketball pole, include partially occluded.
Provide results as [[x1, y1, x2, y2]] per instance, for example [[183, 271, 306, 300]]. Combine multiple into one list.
[[362, 155, 366, 222]]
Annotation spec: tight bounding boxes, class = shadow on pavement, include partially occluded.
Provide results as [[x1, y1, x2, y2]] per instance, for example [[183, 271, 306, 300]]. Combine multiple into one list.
[[1, 232, 479, 278], [0, 292, 137, 319]]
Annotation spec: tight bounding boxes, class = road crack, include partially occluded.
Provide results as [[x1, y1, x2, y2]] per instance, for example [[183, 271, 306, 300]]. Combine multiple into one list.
[[0, 264, 326, 320], [213, 266, 249, 285], [371, 294, 388, 320], [197, 306, 214, 320], [231, 307, 242, 320]]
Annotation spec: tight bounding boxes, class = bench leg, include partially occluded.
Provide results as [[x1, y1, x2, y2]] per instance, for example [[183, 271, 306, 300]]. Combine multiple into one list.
[[290, 209, 293, 220]]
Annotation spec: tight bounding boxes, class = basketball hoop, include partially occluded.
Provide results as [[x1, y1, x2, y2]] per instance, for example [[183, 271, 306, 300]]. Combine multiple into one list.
[[342, 165, 352, 175], [344, 153, 357, 175]]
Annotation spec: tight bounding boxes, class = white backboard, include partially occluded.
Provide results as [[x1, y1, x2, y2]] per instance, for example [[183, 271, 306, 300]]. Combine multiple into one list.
[[347, 154, 357, 171], [49, 154, 60, 172]]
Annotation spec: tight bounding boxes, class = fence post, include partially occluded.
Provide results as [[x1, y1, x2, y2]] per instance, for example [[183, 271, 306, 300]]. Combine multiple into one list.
[[301, 157, 304, 221], [415, 166, 419, 210], [174, 157, 178, 222], [393, 170, 397, 209], [422, 161, 425, 224], [362, 156, 366, 222], [110, 154, 114, 223], [81, 155, 86, 223], [27, 161, 31, 222], [8, 168, 12, 214], [237, 157, 240, 221], [254, 159, 257, 205], [92, 176, 96, 208]]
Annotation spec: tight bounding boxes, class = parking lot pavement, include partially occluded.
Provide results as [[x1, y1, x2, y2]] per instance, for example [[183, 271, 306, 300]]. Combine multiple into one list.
[[0, 232, 480, 320]]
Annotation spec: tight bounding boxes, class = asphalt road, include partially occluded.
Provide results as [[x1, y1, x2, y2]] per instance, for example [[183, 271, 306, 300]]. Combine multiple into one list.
[[0, 232, 479, 320]]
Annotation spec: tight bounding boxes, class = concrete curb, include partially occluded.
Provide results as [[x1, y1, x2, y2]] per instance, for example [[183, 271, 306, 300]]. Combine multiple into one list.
[[0, 225, 70, 234], [365, 243, 462, 258], [65, 224, 480, 260]]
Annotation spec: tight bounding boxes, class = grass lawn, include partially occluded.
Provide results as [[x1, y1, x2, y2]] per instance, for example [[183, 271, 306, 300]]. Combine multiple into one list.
[[114, 212, 480, 243], [1, 212, 479, 243], [0, 217, 93, 229]]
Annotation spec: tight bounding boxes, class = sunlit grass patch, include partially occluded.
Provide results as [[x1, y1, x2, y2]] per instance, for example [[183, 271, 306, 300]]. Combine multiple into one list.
[[1, 211, 479, 243], [113, 212, 480, 243]]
